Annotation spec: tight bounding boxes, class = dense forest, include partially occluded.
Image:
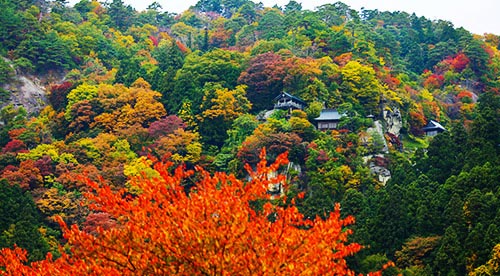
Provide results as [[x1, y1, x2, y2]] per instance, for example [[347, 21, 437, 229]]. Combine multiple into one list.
[[1, 0, 500, 274]]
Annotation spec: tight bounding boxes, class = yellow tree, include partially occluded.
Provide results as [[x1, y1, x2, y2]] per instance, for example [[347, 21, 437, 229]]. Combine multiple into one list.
[[201, 84, 252, 121], [340, 61, 383, 114], [199, 84, 252, 147], [93, 78, 166, 132], [150, 128, 202, 163], [471, 243, 500, 275]]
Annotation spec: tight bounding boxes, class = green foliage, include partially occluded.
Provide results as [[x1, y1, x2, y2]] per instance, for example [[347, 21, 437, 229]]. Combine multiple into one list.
[[471, 244, 500, 276], [0, 179, 50, 262], [105, 0, 135, 31], [214, 114, 258, 171], [0, 58, 14, 101], [16, 30, 76, 73], [64, 83, 99, 119], [433, 226, 466, 275], [0, 58, 14, 85], [0, 0, 23, 52], [257, 8, 286, 40], [0, 2, 500, 275], [172, 49, 246, 113], [340, 61, 383, 114], [359, 254, 400, 275]]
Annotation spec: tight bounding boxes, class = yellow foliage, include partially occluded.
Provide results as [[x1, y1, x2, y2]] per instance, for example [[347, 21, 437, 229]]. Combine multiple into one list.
[[201, 85, 251, 121], [36, 188, 82, 224], [420, 89, 434, 101], [289, 116, 313, 134], [154, 129, 202, 163], [123, 157, 158, 179], [92, 80, 166, 132], [110, 28, 135, 48], [185, 142, 202, 162]]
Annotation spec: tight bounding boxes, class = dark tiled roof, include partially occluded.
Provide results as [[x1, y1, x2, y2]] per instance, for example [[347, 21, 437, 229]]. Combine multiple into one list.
[[422, 120, 446, 131], [314, 109, 345, 121], [274, 92, 307, 105]]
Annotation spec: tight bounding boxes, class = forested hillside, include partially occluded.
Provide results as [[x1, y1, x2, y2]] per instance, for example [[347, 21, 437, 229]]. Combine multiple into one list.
[[1, 0, 499, 274]]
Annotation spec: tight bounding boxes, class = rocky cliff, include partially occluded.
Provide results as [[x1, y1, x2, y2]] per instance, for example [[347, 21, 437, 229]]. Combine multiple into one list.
[[1, 61, 48, 115], [383, 107, 403, 136]]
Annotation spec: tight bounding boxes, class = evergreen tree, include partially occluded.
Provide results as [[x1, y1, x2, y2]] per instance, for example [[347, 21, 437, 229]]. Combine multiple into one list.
[[0, 180, 50, 262]]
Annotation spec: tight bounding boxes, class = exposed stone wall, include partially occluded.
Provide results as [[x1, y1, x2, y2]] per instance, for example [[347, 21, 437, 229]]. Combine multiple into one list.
[[383, 107, 403, 136]]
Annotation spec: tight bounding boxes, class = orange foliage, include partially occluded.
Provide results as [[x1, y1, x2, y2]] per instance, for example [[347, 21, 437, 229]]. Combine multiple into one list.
[[92, 78, 166, 132], [457, 90, 474, 101], [175, 40, 189, 53], [423, 74, 444, 89], [0, 150, 391, 275], [334, 52, 353, 67], [409, 110, 427, 136], [382, 74, 401, 90], [1, 160, 43, 190], [7, 128, 26, 140]]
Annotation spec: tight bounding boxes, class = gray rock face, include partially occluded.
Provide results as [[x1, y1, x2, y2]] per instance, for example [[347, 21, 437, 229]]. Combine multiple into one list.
[[1, 72, 47, 115], [383, 107, 403, 136], [367, 120, 389, 153]]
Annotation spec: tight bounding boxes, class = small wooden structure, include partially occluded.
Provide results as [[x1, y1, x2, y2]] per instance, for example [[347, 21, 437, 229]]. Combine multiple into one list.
[[273, 92, 307, 111], [314, 109, 345, 131], [422, 120, 446, 136]]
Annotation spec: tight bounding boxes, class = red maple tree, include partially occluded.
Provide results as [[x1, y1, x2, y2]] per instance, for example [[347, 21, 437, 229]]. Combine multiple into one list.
[[0, 150, 392, 275]]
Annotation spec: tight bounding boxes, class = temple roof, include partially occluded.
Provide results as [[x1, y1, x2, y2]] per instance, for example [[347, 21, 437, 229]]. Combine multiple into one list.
[[274, 92, 307, 105], [422, 120, 446, 131], [314, 109, 345, 121]]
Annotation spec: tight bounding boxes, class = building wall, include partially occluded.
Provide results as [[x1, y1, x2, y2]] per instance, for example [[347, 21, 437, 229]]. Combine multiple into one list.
[[318, 121, 338, 130]]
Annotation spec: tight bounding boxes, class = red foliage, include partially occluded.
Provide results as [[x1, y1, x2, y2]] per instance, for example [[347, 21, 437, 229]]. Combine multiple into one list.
[[307, 141, 318, 150], [316, 149, 329, 163], [450, 52, 470, 72], [34, 155, 55, 177], [1, 165, 18, 173], [148, 35, 159, 47], [405, 85, 419, 98], [82, 212, 118, 235], [382, 74, 401, 90], [0, 150, 393, 275], [2, 139, 27, 154], [483, 44, 495, 58], [457, 90, 474, 101], [49, 81, 73, 111], [55, 163, 100, 190], [438, 53, 470, 73], [385, 133, 402, 151], [237, 132, 302, 165], [147, 115, 186, 138], [238, 52, 287, 110], [1, 160, 43, 190], [457, 91, 473, 99], [68, 100, 96, 133], [423, 74, 444, 89], [50, 81, 73, 92]]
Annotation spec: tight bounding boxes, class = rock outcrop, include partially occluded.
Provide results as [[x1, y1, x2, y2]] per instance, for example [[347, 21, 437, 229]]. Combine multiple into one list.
[[1, 65, 47, 115], [367, 120, 389, 153], [383, 107, 403, 136]]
